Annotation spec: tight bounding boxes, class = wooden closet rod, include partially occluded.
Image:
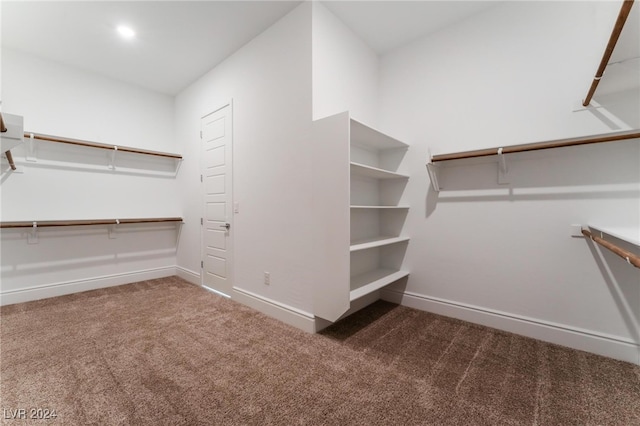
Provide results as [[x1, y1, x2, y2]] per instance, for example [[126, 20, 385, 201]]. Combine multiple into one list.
[[582, 229, 640, 268], [24, 132, 183, 159], [0, 217, 183, 229], [5, 150, 17, 171], [1, 113, 16, 170], [583, 0, 635, 106], [431, 130, 640, 162]]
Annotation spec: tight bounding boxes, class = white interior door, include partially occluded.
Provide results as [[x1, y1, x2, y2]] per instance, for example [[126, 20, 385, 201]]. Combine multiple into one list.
[[201, 104, 233, 296]]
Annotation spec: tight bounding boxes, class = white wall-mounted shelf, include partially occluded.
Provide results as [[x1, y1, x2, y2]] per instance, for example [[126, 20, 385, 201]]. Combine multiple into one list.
[[350, 236, 410, 252], [587, 225, 640, 247], [350, 269, 410, 302], [25, 132, 182, 160], [350, 119, 409, 150], [580, 224, 640, 269], [1, 113, 24, 153], [0, 217, 183, 244], [1, 113, 24, 171], [350, 205, 410, 209], [18, 132, 183, 175], [582, 1, 638, 104], [351, 162, 409, 179], [426, 130, 640, 192]]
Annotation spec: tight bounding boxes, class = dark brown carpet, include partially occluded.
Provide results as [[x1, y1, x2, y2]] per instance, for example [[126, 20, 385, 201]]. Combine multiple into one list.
[[1, 277, 639, 425]]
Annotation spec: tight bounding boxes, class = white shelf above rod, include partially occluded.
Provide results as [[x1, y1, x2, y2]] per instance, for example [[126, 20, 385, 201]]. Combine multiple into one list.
[[578, 225, 640, 269], [426, 130, 640, 192]]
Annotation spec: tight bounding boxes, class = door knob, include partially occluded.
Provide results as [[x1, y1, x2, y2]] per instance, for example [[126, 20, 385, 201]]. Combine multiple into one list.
[[219, 223, 230, 230]]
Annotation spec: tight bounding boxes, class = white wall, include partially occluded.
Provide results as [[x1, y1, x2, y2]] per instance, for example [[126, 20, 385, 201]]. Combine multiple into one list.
[[1, 49, 176, 153], [377, 1, 640, 363], [595, 88, 640, 129], [175, 3, 315, 318], [312, 2, 379, 125], [1, 48, 180, 303]]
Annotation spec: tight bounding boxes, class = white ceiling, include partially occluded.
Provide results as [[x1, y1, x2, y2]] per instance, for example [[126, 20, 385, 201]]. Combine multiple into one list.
[[24, 0, 640, 99], [1, 1, 302, 95], [1, 1, 503, 96], [322, 1, 500, 54]]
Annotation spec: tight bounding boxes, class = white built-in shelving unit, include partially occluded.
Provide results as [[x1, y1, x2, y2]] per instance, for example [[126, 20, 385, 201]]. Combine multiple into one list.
[[312, 112, 410, 323], [587, 225, 640, 247]]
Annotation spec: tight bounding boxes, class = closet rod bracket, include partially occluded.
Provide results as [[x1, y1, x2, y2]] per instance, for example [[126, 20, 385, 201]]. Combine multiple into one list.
[[109, 146, 118, 170], [28, 221, 39, 244], [497, 147, 510, 185], [108, 219, 120, 239], [426, 160, 441, 192], [26, 133, 37, 162]]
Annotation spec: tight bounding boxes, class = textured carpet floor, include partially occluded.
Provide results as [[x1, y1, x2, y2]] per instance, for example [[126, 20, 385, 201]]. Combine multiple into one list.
[[1, 277, 639, 425]]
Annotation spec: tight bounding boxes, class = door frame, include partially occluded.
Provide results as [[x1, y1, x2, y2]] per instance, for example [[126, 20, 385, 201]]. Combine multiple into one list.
[[200, 100, 234, 297]]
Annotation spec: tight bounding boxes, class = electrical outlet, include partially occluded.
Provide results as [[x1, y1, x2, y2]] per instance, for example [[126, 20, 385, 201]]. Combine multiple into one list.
[[264, 272, 270, 285]]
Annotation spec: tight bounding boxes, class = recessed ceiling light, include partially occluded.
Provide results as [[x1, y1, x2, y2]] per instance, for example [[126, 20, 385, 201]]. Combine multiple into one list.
[[117, 26, 136, 39]]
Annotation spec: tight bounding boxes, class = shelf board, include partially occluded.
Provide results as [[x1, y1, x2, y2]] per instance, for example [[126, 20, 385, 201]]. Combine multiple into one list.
[[350, 162, 409, 179], [350, 205, 410, 209], [1, 113, 24, 152], [0, 136, 23, 153], [350, 119, 409, 150], [350, 269, 410, 301], [587, 225, 640, 247], [350, 236, 410, 252], [24, 132, 183, 159], [0, 217, 184, 229]]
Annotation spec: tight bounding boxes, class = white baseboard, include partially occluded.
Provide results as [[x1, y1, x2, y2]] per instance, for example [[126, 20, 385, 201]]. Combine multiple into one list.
[[175, 266, 200, 286], [0, 266, 176, 306], [315, 290, 382, 332], [382, 289, 639, 365], [232, 287, 317, 333]]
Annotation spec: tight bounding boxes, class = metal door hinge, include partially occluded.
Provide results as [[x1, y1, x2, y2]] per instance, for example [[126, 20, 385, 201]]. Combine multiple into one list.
[[201, 260, 204, 268], [200, 218, 203, 225], [200, 130, 202, 139], [200, 174, 203, 182]]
